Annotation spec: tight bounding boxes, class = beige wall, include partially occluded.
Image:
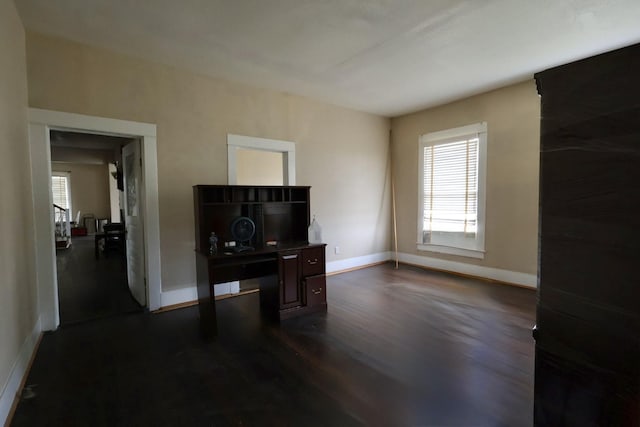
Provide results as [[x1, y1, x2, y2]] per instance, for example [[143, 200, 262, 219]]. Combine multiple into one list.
[[391, 81, 540, 275], [236, 149, 284, 186], [26, 32, 391, 292], [0, 0, 38, 408], [51, 162, 112, 222]]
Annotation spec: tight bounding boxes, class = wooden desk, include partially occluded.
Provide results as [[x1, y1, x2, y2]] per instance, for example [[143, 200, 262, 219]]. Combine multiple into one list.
[[196, 243, 327, 339], [193, 185, 326, 339]]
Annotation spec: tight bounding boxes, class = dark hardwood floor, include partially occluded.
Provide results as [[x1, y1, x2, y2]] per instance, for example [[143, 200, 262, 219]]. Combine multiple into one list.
[[11, 263, 536, 426], [56, 236, 141, 326]]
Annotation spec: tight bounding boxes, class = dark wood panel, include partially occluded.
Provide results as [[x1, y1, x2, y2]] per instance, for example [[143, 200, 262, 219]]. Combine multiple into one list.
[[193, 185, 311, 252], [534, 349, 638, 427], [195, 252, 216, 339], [279, 251, 301, 307], [536, 43, 640, 128], [535, 42, 640, 426]]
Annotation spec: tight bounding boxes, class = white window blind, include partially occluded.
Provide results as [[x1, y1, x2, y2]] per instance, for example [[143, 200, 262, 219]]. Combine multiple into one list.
[[418, 122, 486, 258], [52, 174, 70, 210], [423, 138, 478, 235]]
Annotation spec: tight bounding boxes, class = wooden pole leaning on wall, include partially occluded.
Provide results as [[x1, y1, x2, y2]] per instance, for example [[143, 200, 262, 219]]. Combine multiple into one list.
[[390, 129, 399, 269]]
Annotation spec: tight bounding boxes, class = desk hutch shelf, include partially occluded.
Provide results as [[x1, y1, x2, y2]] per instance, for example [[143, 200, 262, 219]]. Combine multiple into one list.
[[193, 185, 327, 339]]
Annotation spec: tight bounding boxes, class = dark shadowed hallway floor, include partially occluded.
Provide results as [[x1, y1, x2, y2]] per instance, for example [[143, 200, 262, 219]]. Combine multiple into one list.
[[56, 236, 141, 326]]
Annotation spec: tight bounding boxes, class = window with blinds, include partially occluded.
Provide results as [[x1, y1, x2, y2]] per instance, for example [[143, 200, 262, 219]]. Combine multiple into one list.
[[52, 173, 71, 211], [418, 122, 486, 258]]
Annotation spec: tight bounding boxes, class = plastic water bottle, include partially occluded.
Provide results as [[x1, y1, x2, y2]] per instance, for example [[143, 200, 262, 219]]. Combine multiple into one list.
[[308, 216, 322, 244]]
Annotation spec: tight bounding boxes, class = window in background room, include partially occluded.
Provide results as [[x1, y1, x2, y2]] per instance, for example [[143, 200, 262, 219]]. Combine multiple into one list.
[[418, 122, 487, 258], [52, 172, 71, 213]]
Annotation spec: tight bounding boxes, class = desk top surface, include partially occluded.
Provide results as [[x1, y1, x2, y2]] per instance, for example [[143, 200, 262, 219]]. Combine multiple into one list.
[[196, 242, 325, 261]]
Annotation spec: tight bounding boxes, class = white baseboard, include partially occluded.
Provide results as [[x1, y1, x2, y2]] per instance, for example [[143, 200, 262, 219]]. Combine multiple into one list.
[[326, 251, 391, 274], [160, 251, 393, 308], [158, 251, 535, 309], [160, 281, 240, 307], [397, 252, 537, 288], [0, 316, 42, 426], [213, 281, 240, 297], [160, 286, 197, 307], [159, 251, 392, 308]]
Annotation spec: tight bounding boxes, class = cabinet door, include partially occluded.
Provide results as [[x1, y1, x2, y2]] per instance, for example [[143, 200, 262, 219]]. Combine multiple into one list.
[[279, 251, 301, 308]]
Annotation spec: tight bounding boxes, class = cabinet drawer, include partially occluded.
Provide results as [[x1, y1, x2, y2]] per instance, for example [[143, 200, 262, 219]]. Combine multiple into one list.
[[305, 275, 326, 307], [302, 246, 325, 276]]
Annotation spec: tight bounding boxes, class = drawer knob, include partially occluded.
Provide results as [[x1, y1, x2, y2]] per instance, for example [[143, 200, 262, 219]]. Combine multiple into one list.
[[312, 288, 322, 295], [307, 258, 318, 265]]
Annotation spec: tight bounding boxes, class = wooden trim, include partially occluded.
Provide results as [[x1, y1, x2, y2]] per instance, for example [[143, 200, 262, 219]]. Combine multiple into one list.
[[153, 288, 262, 313], [29, 108, 156, 136], [216, 289, 260, 301], [398, 261, 536, 290], [4, 333, 43, 427], [327, 260, 388, 276], [28, 108, 163, 329], [152, 300, 198, 313], [397, 252, 536, 288], [389, 130, 398, 270]]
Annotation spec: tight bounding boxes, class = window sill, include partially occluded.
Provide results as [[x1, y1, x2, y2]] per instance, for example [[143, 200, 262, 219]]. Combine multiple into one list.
[[417, 244, 485, 259]]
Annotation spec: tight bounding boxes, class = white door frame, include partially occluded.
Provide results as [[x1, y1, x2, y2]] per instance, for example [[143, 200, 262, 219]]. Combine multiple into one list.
[[28, 108, 162, 331]]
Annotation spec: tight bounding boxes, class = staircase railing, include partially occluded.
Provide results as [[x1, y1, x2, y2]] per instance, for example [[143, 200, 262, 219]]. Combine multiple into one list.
[[53, 203, 71, 241]]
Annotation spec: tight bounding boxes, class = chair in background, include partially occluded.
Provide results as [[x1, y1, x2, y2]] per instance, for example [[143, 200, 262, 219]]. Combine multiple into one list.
[[82, 213, 96, 234], [102, 223, 126, 257]]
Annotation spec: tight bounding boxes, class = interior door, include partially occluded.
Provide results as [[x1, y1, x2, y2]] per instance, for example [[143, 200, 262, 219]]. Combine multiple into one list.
[[122, 140, 146, 306]]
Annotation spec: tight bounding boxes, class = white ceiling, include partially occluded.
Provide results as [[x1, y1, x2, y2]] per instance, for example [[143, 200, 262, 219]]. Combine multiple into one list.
[[15, 0, 640, 117]]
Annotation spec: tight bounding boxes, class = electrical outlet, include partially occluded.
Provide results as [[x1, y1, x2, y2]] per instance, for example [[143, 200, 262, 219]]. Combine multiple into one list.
[[334, 246, 340, 254]]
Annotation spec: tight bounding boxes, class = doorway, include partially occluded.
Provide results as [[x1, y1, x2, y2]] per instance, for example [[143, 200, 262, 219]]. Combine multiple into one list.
[[50, 130, 143, 325], [28, 109, 162, 331]]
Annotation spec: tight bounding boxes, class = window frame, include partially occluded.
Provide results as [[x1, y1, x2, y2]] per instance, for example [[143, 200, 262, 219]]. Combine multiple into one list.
[[51, 171, 72, 216], [417, 122, 487, 259]]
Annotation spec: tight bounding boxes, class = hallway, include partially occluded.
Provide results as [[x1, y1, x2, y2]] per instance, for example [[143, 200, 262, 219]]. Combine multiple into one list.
[[57, 235, 141, 326]]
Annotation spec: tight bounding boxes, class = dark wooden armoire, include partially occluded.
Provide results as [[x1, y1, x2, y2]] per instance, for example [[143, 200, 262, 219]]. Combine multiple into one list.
[[534, 44, 640, 425]]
